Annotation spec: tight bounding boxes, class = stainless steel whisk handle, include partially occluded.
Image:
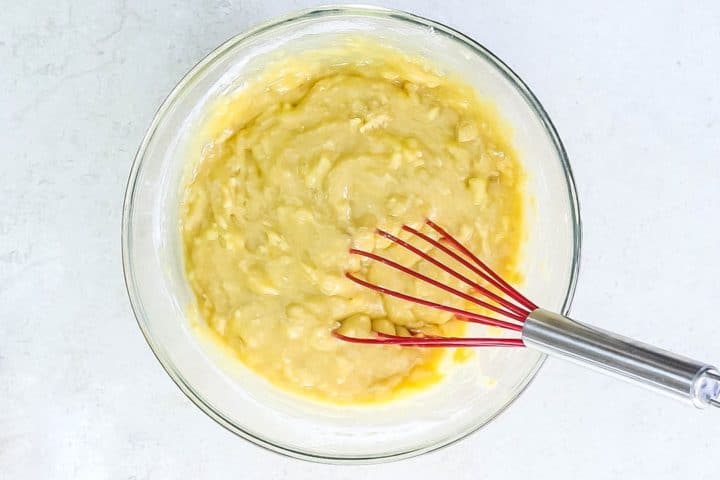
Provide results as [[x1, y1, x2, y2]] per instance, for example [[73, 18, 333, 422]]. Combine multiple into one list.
[[522, 308, 720, 408]]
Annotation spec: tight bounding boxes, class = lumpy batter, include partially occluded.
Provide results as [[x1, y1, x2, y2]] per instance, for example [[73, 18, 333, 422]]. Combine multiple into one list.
[[181, 42, 525, 403]]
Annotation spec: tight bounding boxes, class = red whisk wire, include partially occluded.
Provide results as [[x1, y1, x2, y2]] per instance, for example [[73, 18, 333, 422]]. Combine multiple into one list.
[[348, 248, 525, 322], [345, 272, 523, 331], [425, 220, 537, 311], [333, 331, 524, 347], [383, 227, 529, 318]]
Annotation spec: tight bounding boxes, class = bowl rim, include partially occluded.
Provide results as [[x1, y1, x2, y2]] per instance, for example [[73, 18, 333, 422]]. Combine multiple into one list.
[[121, 4, 582, 464]]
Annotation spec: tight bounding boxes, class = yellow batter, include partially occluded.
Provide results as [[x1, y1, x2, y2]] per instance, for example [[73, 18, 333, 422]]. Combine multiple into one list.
[[181, 41, 525, 404]]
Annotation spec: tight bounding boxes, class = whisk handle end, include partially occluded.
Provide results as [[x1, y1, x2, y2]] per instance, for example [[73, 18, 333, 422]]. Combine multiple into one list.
[[522, 308, 720, 409]]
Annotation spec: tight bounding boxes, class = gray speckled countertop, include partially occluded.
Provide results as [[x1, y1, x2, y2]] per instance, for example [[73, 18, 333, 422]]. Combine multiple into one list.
[[1, 1, 719, 478]]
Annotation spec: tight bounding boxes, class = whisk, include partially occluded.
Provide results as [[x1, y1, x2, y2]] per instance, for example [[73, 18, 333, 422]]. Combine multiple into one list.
[[334, 220, 720, 409]]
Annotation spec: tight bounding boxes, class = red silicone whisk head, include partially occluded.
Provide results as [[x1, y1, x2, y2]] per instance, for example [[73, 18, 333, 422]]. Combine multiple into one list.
[[333, 219, 537, 347]]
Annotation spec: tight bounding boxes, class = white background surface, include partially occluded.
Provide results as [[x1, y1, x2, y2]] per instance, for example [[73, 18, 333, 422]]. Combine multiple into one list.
[[1, 1, 719, 478]]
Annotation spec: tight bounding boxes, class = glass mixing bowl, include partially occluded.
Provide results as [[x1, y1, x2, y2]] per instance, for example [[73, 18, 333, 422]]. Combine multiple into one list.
[[122, 5, 581, 463]]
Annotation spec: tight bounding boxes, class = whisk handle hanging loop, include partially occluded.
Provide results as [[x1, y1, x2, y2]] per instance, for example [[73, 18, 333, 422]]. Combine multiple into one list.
[[523, 308, 720, 408]]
